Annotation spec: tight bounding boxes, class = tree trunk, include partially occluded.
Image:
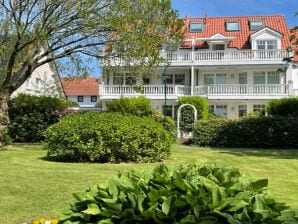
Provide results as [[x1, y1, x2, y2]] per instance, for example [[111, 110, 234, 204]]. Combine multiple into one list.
[[0, 87, 9, 144]]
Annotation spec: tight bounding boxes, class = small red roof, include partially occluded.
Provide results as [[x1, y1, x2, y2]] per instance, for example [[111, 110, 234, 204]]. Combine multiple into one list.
[[61, 77, 100, 96], [182, 15, 291, 50]]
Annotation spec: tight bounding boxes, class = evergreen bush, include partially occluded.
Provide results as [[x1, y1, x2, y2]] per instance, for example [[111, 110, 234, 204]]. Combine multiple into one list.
[[44, 112, 172, 163], [59, 164, 298, 224], [176, 96, 209, 120], [8, 94, 75, 142], [107, 96, 155, 117], [267, 97, 298, 117], [193, 116, 298, 148]]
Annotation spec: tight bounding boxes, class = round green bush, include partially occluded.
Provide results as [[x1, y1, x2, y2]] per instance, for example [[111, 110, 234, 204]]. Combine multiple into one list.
[[44, 112, 172, 163], [59, 164, 298, 224]]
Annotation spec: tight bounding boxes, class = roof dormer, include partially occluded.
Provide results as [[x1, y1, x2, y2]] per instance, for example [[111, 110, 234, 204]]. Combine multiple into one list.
[[250, 27, 283, 50], [199, 33, 234, 50]]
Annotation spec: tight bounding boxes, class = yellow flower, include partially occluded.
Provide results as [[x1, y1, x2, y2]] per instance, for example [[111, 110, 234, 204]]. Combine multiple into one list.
[[39, 218, 45, 223], [32, 220, 39, 224], [51, 219, 59, 224]]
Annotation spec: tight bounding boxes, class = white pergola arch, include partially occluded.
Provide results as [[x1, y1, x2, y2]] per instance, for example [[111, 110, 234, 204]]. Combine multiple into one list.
[[177, 103, 197, 138]]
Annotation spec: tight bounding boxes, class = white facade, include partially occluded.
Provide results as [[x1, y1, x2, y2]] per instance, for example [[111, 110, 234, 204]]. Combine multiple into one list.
[[100, 15, 297, 119], [11, 63, 64, 98]]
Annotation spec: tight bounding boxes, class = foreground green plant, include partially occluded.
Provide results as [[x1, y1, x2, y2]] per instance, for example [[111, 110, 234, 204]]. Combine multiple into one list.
[[59, 164, 297, 224]]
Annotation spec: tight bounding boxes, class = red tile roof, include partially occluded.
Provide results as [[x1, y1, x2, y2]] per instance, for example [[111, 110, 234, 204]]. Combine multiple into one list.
[[61, 77, 100, 96], [182, 15, 291, 50]]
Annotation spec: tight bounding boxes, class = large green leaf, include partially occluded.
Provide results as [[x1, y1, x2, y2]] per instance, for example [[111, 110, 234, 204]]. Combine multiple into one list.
[[161, 195, 176, 215], [82, 203, 100, 215]]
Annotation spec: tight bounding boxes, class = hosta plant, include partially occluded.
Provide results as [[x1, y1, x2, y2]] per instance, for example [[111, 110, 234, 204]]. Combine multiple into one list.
[[59, 164, 298, 224]]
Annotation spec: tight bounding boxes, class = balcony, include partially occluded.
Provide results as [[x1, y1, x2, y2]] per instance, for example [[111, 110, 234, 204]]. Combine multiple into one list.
[[105, 49, 290, 67], [101, 84, 290, 100]]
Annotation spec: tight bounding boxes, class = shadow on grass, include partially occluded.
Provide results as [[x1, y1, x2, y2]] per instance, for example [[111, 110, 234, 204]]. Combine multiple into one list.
[[215, 148, 298, 160]]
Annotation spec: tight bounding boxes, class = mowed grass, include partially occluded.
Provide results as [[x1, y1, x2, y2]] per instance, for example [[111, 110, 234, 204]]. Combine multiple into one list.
[[0, 144, 298, 224]]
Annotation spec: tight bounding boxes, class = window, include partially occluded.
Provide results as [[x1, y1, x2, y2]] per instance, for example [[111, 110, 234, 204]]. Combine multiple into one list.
[[113, 73, 136, 85], [253, 104, 265, 115], [253, 71, 266, 84], [204, 74, 214, 85], [256, 40, 277, 50], [189, 22, 203, 32], [267, 71, 279, 84], [91, 96, 97, 102], [226, 21, 240, 31], [175, 74, 185, 85], [213, 44, 225, 50], [239, 73, 247, 84], [25, 79, 30, 88], [77, 96, 84, 102], [215, 105, 227, 117], [113, 73, 124, 85], [203, 74, 227, 85], [168, 74, 185, 85], [238, 105, 247, 117], [35, 78, 41, 90], [162, 105, 173, 117], [249, 20, 264, 31], [209, 105, 227, 117]]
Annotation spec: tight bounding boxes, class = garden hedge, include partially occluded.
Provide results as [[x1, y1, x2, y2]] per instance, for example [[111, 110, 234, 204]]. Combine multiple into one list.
[[193, 116, 298, 148], [267, 97, 298, 117], [59, 164, 298, 224], [8, 94, 76, 142], [44, 112, 172, 163]]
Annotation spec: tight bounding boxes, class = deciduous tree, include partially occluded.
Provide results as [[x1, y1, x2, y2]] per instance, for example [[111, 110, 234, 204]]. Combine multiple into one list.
[[0, 0, 184, 141]]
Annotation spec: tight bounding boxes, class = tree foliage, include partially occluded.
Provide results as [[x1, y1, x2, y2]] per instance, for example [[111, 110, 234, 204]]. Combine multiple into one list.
[[0, 0, 184, 93], [0, 0, 184, 143]]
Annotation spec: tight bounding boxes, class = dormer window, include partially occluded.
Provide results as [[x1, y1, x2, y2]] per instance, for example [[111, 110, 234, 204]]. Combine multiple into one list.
[[189, 22, 203, 32], [249, 20, 264, 31], [225, 21, 240, 31]]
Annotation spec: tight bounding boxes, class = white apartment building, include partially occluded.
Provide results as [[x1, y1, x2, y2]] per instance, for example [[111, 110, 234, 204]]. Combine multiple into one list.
[[100, 15, 298, 119]]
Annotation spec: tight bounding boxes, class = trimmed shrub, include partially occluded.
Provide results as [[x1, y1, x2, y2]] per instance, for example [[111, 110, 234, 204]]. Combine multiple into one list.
[[59, 164, 298, 224], [107, 96, 177, 139], [267, 97, 298, 117], [107, 96, 155, 117], [193, 118, 225, 146], [193, 116, 298, 148], [44, 112, 172, 163], [8, 94, 75, 142], [177, 96, 209, 120]]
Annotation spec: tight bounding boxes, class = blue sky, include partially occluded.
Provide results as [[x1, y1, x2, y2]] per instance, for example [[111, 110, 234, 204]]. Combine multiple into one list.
[[171, 0, 297, 28]]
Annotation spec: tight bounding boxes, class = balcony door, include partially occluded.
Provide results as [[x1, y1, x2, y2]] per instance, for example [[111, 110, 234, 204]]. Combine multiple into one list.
[[204, 73, 227, 94], [239, 72, 247, 94]]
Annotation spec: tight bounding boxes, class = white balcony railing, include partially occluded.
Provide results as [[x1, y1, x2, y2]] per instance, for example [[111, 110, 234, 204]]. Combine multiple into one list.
[[160, 49, 289, 62], [106, 49, 290, 66], [194, 84, 288, 96], [102, 84, 289, 98], [102, 85, 190, 96]]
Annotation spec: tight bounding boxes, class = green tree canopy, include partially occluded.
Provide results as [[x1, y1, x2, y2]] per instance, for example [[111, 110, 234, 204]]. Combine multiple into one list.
[[0, 0, 184, 142]]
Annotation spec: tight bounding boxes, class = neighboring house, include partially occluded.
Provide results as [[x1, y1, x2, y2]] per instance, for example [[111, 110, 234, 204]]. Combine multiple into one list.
[[100, 14, 298, 119], [11, 62, 65, 98], [61, 77, 101, 109]]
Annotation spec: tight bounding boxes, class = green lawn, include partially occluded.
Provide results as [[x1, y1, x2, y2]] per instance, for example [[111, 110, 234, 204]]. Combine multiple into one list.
[[0, 144, 298, 224]]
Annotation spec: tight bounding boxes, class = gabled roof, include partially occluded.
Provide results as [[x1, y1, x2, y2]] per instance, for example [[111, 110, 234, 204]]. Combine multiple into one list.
[[61, 77, 100, 96], [182, 15, 291, 49]]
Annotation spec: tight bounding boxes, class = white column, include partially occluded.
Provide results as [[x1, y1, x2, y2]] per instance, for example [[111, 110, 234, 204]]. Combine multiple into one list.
[[191, 66, 194, 95]]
